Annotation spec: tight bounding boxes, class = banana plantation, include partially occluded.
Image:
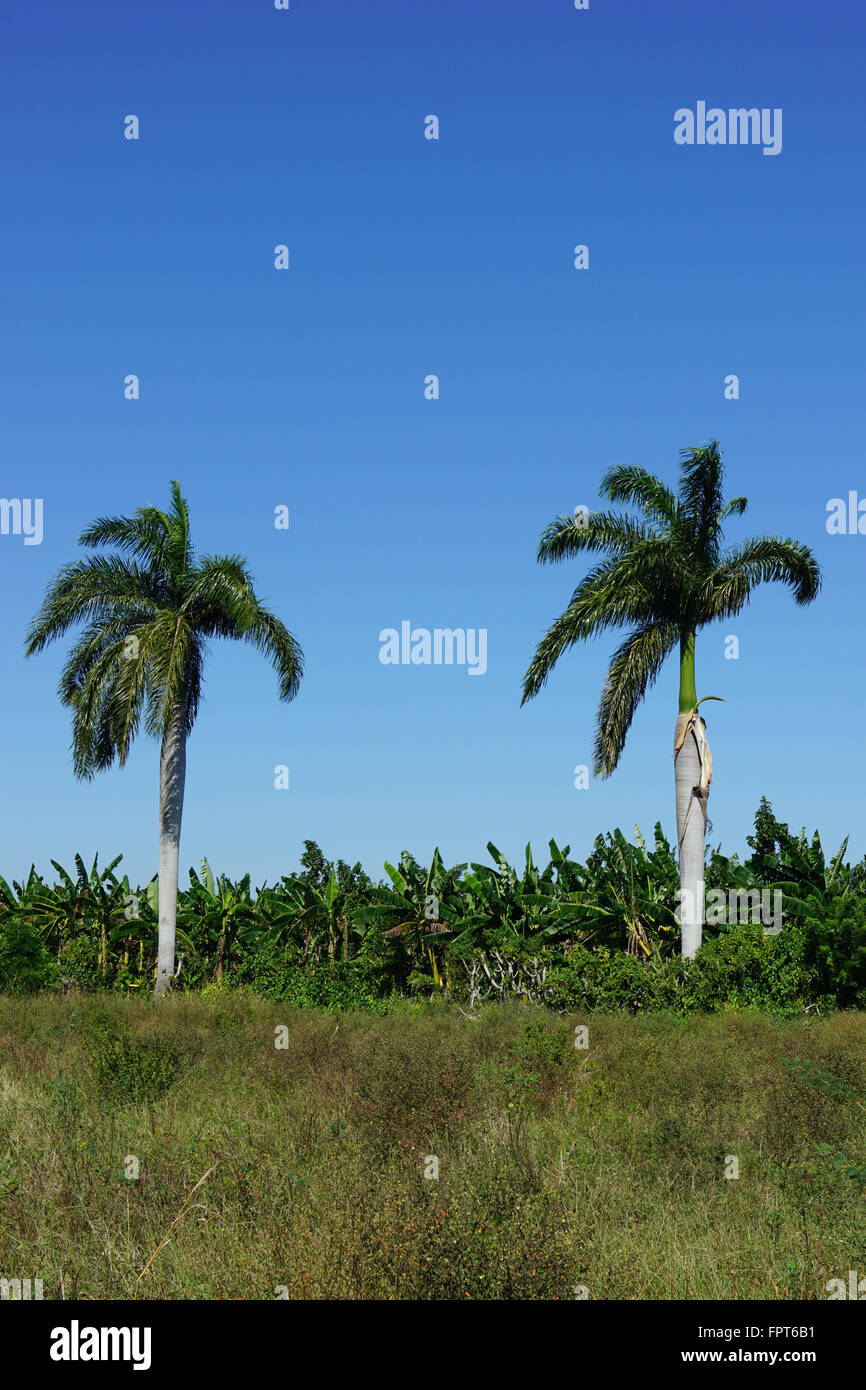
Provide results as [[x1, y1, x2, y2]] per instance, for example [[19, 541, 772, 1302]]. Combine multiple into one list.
[[2, 798, 864, 1012]]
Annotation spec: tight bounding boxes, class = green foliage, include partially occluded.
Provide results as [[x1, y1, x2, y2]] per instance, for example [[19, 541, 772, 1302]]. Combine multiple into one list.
[[521, 443, 821, 777], [570, 823, 679, 956], [234, 938, 394, 1013], [546, 946, 683, 1014], [0, 917, 59, 993], [511, 1017, 572, 1068], [181, 859, 259, 984], [24, 481, 304, 776], [743, 796, 860, 921], [445, 842, 566, 953], [83, 1010, 186, 1104], [354, 847, 466, 976], [547, 925, 807, 1017], [679, 924, 806, 1015], [798, 895, 866, 1009], [2, 797, 865, 1017], [58, 935, 105, 990]]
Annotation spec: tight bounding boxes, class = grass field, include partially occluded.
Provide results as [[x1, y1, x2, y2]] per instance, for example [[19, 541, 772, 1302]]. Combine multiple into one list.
[[0, 992, 864, 1300]]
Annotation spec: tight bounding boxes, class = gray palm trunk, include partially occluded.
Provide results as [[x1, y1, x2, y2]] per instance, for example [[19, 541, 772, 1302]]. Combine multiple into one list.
[[155, 703, 187, 997], [674, 711, 709, 959]]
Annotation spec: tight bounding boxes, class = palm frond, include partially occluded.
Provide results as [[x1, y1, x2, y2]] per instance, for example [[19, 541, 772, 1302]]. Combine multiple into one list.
[[599, 464, 678, 529], [705, 537, 822, 618], [24, 557, 163, 654], [521, 549, 680, 702], [594, 622, 680, 777], [78, 508, 171, 570], [678, 440, 725, 561], [537, 510, 654, 564]]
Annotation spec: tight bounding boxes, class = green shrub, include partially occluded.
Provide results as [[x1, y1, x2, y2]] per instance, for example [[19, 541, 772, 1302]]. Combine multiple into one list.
[[0, 918, 59, 994], [797, 897, 866, 1009], [58, 936, 104, 991], [83, 1011, 186, 1104], [512, 1017, 572, 1068], [545, 946, 683, 1014], [234, 939, 394, 1012], [683, 923, 806, 1014], [545, 928, 810, 1016]]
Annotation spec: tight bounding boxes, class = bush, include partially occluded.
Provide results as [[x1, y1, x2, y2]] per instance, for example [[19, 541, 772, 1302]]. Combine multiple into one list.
[[58, 936, 105, 991], [797, 896, 866, 1009], [234, 939, 395, 1012], [545, 946, 683, 1014], [0, 918, 59, 994], [512, 1017, 572, 1068], [544, 928, 810, 1016], [682, 923, 807, 1015], [83, 1010, 186, 1104]]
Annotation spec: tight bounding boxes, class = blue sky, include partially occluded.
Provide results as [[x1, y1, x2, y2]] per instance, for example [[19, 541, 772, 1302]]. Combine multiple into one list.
[[2, 0, 864, 889]]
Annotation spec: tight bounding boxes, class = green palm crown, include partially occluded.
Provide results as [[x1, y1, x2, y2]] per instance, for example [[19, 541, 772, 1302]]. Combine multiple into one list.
[[25, 480, 304, 777], [521, 441, 820, 777]]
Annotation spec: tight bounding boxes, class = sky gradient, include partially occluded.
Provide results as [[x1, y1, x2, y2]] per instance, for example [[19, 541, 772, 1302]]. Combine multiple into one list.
[[2, 0, 864, 889]]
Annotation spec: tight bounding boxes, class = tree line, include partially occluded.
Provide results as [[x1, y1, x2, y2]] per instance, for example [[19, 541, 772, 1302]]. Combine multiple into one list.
[[2, 801, 864, 1011]]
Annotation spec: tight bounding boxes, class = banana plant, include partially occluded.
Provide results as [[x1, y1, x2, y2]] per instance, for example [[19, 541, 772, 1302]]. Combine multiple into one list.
[[354, 849, 463, 984], [298, 867, 341, 967], [448, 842, 567, 952], [0, 871, 29, 922], [21, 855, 92, 953], [255, 879, 310, 958], [81, 854, 126, 976], [257, 870, 342, 968], [571, 824, 680, 957], [26, 853, 125, 972], [768, 831, 853, 923], [181, 858, 259, 985], [742, 798, 858, 922]]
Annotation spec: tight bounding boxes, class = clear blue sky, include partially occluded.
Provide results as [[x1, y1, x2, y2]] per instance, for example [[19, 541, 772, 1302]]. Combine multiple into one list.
[[2, 0, 864, 889]]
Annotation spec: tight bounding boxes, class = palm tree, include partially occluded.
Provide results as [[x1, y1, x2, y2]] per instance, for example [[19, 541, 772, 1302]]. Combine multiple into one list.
[[521, 441, 820, 958], [25, 480, 304, 996]]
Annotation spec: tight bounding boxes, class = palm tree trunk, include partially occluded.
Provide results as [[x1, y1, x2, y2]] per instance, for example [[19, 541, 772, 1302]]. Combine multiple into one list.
[[155, 703, 187, 998], [674, 634, 708, 960]]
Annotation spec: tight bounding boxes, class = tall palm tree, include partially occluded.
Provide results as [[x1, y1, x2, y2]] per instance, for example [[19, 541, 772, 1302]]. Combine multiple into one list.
[[520, 441, 820, 958], [25, 480, 304, 996]]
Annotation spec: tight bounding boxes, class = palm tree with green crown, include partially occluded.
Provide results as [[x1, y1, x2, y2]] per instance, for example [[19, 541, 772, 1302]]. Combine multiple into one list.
[[520, 441, 821, 957], [25, 480, 304, 996]]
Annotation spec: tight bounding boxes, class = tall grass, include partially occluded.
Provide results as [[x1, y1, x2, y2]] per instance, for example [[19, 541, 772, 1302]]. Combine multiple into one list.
[[0, 992, 864, 1299]]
